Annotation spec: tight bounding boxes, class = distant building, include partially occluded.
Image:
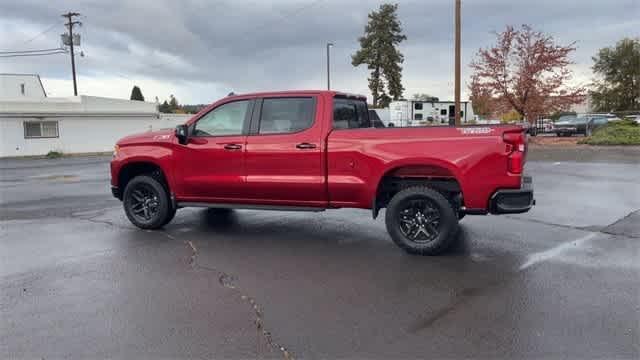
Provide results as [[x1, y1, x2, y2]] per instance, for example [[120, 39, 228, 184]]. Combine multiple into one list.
[[0, 74, 190, 157], [569, 96, 592, 114], [0, 73, 47, 99]]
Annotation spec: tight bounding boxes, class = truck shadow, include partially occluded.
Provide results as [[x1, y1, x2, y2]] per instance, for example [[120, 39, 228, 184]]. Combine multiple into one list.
[[188, 208, 505, 261]]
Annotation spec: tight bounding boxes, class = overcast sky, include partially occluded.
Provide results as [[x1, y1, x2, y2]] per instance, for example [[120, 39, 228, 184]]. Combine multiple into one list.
[[1, 0, 638, 104]]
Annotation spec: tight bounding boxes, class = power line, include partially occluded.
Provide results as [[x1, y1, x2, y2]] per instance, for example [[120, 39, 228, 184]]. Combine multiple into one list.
[[0, 47, 65, 54], [1, 22, 59, 52], [0, 50, 67, 58], [20, 23, 58, 46]]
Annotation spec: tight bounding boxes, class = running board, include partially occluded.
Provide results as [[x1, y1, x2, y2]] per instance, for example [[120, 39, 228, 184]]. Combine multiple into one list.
[[177, 202, 326, 212]]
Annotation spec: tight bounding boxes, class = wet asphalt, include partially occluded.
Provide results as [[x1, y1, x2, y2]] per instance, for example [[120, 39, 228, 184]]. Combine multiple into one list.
[[1, 149, 639, 359]]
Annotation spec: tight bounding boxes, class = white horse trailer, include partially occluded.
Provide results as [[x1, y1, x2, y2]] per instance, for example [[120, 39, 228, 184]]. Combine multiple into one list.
[[388, 100, 476, 127]]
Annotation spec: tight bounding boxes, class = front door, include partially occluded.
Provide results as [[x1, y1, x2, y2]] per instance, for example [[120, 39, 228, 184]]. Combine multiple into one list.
[[244, 96, 327, 207], [177, 99, 252, 201]]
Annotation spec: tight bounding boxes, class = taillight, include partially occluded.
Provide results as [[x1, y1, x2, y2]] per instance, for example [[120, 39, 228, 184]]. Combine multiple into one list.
[[503, 131, 526, 174]]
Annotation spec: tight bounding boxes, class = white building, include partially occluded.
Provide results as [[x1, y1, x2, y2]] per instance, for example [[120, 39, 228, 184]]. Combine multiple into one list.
[[0, 94, 190, 157], [388, 100, 476, 127], [0, 73, 47, 99]]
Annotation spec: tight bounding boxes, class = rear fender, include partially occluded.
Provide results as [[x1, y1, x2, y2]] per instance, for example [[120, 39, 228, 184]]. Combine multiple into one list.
[[371, 159, 463, 219]]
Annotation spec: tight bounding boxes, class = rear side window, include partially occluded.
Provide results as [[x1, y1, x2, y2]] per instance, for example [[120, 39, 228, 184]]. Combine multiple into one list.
[[259, 97, 315, 134], [333, 98, 371, 129]]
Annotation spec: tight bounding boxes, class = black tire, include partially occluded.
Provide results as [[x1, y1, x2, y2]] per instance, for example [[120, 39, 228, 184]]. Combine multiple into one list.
[[161, 206, 177, 227], [385, 186, 459, 255], [123, 175, 172, 229]]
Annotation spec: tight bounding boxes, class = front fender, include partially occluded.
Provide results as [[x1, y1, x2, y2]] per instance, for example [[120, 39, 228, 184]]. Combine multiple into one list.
[[111, 144, 176, 189]]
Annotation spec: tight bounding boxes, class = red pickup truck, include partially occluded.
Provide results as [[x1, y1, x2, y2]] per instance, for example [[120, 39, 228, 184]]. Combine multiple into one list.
[[111, 90, 533, 255]]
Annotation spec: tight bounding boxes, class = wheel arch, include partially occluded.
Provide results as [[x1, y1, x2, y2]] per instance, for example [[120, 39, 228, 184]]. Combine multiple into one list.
[[371, 160, 464, 219], [117, 160, 171, 201]]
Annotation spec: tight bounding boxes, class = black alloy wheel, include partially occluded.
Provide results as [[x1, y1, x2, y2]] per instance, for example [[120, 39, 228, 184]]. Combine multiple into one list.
[[123, 175, 172, 229], [398, 198, 442, 243], [129, 183, 160, 222], [385, 186, 459, 255]]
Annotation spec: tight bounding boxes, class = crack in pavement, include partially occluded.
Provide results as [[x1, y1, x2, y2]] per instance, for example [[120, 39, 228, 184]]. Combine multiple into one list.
[[176, 235, 295, 360], [15, 211, 297, 359]]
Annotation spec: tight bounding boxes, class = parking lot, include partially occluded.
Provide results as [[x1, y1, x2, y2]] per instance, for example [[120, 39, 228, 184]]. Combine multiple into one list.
[[1, 150, 639, 359]]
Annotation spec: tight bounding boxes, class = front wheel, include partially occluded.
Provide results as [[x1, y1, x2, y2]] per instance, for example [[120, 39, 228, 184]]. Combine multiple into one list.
[[385, 186, 459, 255], [123, 175, 173, 229]]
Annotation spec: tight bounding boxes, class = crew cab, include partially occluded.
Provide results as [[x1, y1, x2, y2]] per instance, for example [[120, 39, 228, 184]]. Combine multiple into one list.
[[111, 90, 534, 255]]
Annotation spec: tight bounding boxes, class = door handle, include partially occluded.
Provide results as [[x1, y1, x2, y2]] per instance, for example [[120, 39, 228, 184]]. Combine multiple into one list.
[[296, 143, 317, 149], [223, 143, 242, 150]]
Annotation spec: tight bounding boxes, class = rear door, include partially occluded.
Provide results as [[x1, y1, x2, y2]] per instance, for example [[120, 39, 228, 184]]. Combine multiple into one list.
[[244, 96, 327, 207]]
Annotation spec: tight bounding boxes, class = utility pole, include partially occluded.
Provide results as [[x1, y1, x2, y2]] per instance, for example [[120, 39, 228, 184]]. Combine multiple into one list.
[[453, 0, 461, 126], [326, 43, 333, 90], [62, 12, 81, 96]]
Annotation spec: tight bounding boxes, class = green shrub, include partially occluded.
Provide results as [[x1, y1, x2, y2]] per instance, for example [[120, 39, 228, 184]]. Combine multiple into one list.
[[578, 120, 640, 145], [45, 151, 64, 159]]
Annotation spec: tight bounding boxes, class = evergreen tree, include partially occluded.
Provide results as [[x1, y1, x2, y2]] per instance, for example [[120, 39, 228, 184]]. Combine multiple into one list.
[[169, 95, 179, 112], [352, 3, 407, 108], [129, 85, 145, 101], [159, 100, 170, 113]]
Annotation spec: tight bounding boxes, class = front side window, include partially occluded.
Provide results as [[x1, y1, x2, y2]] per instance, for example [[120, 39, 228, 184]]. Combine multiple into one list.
[[333, 98, 370, 129], [259, 97, 314, 134], [24, 121, 59, 138], [193, 100, 249, 136]]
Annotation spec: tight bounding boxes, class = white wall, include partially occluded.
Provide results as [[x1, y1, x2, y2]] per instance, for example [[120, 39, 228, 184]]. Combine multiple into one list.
[[0, 115, 190, 157], [0, 74, 46, 99]]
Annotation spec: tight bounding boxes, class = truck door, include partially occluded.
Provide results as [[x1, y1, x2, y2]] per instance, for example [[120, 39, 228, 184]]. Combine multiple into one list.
[[176, 99, 252, 201], [244, 96, 327, 207]]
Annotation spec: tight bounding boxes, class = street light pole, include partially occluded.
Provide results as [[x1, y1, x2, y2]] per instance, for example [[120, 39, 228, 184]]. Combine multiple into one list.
[[453, 0, 461, 126], [326, 42, 333, 90]]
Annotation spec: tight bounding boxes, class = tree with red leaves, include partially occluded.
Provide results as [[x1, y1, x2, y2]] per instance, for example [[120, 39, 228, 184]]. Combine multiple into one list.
[[469, 25, 586, 122], [469, 74, 496, 118]]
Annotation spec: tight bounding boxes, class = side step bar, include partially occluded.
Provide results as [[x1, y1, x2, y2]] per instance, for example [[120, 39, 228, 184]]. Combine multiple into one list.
[[177, 202, 326, 212]]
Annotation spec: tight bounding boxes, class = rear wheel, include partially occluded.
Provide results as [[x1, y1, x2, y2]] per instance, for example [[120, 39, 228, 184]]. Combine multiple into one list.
[[123, 175, 173, 229], [385, 186, 459, 255]]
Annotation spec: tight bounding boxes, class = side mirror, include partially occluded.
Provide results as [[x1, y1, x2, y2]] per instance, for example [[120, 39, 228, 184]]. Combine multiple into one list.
[[175, 124, 188, 145]]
